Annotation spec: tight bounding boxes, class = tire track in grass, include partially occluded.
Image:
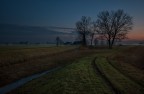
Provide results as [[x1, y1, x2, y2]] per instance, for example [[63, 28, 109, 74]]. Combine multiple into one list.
[[92, 57, 121, 94], [8, 56, 113, 94], [94, 57, 144, 94], [106, 57, 144, 88]]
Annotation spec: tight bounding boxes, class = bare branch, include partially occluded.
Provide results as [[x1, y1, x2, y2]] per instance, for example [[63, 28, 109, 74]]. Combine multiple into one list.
[[96, 9, 133, 48], [76, 16, 91, 46]]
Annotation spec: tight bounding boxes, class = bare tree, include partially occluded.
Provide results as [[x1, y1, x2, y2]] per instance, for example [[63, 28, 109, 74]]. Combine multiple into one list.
[[56, 36, 60, 47], [76, 16, 91, 46], [95, 9, 133, 49]]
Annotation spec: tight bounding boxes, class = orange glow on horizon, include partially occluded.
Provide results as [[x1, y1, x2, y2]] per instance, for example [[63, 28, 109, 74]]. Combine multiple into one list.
[[128, 32, 144, 40]]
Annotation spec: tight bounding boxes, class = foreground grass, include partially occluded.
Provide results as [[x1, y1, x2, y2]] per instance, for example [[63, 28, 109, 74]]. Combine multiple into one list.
[[9, 56, 113, 94], [109, 59, 144, 87], [2, 46, 144, 94], [0, 46, 97, 87], [109, 46, 144, 87], [95, 57, 144, 94]]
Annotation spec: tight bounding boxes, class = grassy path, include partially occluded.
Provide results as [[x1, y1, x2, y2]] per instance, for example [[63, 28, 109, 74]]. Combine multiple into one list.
[[5, 47, 144, 94], [94, 57, 144, 94], [92, 57, 120, 94], [107, 58, 144, 87], [9, 56, 113, 94], [0, 47, 94, 87]]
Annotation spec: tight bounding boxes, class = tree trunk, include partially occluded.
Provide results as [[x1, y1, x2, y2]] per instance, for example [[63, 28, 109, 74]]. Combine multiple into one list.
[[82, 34, 87, 46], [111, 35, 116, 49], [108, 39, 111, 49]]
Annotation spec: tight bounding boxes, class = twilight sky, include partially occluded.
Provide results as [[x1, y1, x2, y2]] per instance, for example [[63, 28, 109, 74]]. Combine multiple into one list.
[[0, 0, 144, 43]]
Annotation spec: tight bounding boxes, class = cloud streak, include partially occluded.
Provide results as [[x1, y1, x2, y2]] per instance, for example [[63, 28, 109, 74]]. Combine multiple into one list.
[[0, 24, 77, 43]]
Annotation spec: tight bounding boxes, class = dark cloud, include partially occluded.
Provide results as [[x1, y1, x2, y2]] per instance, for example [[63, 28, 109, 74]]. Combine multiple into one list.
[[0, 24, 77, 43]]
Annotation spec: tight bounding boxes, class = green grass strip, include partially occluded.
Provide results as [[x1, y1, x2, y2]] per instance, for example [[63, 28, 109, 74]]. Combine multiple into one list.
[[108, 59, 144, 87], [10, 56, 113, 94], [95, 57, 144, 94]]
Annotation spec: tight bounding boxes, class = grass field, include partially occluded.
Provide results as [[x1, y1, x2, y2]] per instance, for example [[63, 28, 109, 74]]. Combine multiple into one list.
[[0, 45, 100, 87], [0, 46, 76, 67], [109, 46, 144, 87], [1, 45, 144, 94], [0, 45, 82, 87], [8, 56, 113, 94], [95, 57, 144, 94]]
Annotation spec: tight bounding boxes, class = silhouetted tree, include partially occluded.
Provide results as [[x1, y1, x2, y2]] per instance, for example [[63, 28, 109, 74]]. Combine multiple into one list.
[[56, 36, 60, 46], [76, 16, 91, 46], [95, 9, 133, 49]]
